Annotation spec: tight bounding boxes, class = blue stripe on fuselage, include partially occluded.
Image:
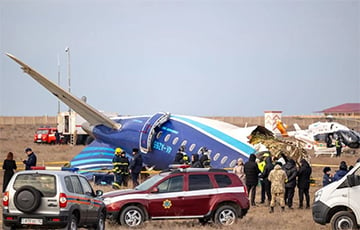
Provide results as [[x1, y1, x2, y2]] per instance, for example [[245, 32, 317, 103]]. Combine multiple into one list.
[[171, 115, 254, 155], [72, 147, 114, 160]]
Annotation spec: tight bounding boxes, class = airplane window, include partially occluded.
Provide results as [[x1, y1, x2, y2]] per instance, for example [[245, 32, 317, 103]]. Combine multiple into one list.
[[156, 131, 163, 140], [189, 143, 196, 152], [172, 137, 179, 145], [230, 159, 237, 168], [213, 153, 220, 161], [181, 140, 187, 147], [221, 156, 228, 165], [164, 134, 171, 142]]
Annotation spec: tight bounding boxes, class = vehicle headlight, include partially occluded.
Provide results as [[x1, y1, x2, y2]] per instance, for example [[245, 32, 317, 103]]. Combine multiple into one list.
[[314, 190, 322, 202]]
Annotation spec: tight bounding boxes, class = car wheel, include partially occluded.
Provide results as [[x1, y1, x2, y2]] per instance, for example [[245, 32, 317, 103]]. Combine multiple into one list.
[[62, 214, 78, 230], [119, 205, 145, 227], [213, 205, 237, 226], [331, 211, 357, 230], [14, 186, 42, 213], [2, 223, 16, 230], [94, 212, 105, 230], [198, 217, 210, 225]]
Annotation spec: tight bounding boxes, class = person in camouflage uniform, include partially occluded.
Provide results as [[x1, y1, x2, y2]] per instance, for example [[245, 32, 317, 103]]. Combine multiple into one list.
[[268, 162, 288, 213]]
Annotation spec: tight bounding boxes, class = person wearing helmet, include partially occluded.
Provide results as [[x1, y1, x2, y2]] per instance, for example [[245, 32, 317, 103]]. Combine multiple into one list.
[[112, 148, 129, 189], [199, 147, 211, 168], [173, 145, 187, 164]]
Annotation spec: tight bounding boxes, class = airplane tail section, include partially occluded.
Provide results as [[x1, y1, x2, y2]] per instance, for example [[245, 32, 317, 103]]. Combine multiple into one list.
[[276, 120, 288, 137], [70, 139, 115, 179], [6, 53, 121, 130], [294, 123, 302, 132]]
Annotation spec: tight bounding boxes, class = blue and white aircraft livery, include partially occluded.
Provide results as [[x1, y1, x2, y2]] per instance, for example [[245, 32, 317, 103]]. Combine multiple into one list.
[[7, 53, 263, 177]]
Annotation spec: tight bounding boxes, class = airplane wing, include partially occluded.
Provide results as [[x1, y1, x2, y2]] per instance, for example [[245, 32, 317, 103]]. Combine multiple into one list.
[[6, 53, 121, 130]]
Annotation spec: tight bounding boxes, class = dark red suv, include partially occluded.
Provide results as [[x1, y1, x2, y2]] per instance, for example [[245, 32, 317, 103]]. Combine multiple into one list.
[[102, 166, 249, 227]]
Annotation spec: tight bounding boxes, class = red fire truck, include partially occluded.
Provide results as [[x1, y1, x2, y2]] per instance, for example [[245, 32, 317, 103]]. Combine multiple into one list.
[[33, 127, 61, 144]]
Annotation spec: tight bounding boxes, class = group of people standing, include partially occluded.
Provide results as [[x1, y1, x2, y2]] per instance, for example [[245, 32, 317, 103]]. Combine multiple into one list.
[[322, 159, 359, 187], [3, 147, 37, 193], [233, 152, 312, 213], [111, 147, 143, 189], [174, 145, 211, 168]]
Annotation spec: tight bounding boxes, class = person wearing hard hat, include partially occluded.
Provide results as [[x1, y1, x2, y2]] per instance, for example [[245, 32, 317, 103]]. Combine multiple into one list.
[[173, 145, 186, 164], [112, 148, 129, 189], [199, 147, 211, 168]]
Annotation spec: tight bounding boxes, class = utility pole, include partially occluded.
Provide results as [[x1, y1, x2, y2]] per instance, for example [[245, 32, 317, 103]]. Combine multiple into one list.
[[65, 47, 75, 145], [57, 54, 61, 114], [65, 47, 71, 112]]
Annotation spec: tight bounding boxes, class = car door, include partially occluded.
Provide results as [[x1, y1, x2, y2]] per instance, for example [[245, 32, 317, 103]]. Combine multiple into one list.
[[79, 176, 99, 223], [69, 176, 89, 224], [181, 174, 214, 216], [349, 167, 360, 221], [148, 175, 185, 217]]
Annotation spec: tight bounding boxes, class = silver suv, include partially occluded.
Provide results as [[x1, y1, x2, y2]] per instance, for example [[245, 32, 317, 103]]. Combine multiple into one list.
[[2, 170, 106, 230]]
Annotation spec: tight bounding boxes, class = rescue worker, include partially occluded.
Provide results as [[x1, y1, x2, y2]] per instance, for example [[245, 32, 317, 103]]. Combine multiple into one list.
[[335, 137, 342, 157], [261, 153, 273, 205], [174, 145, 187, 164], [112, 148, 129, 189], [199, 147, 211, 168], [182, 151, 190, 165], [257, 154, 267, 204], [268, 162, 288, 213]]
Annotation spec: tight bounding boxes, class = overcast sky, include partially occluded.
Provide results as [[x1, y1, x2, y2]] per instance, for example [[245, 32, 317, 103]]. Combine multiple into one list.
[[0, 0, 359, 117]]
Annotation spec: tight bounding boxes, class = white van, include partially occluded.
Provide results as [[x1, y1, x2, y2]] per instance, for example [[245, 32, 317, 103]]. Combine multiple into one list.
[[312, 162, 360, 230]]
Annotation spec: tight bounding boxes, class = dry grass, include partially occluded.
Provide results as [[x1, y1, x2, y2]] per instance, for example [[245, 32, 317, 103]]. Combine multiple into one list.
[[0, 124, 359, 229]]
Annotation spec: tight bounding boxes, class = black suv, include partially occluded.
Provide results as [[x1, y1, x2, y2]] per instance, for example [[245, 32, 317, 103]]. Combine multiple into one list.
[[2, 170, 106, 230]]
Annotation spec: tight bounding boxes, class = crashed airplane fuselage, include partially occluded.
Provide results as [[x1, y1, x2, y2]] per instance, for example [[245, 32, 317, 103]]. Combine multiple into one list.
[[7, 53, 264, 176]]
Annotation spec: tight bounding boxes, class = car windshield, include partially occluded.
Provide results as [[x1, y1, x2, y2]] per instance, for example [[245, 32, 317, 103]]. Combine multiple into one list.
[[36, 130, 49, 134], [135, 174, 165, 191]]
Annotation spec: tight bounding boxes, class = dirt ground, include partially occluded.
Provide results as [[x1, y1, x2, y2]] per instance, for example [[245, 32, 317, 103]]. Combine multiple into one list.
[[0, 124, 359, 229]]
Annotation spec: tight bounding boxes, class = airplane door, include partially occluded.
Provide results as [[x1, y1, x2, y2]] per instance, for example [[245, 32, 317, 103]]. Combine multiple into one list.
[[64, 115, 69, 133], [139, 112, 170, 153]]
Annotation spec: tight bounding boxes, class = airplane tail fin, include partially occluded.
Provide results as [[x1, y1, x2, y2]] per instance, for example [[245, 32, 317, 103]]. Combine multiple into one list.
[[294, 123, 302, 132], [276, 120, 288, 137], [6, 53, 121, 130]]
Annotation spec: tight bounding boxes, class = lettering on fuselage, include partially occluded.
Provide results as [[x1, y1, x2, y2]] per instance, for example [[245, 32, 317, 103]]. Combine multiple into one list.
[[153, 140, 173, 154]]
